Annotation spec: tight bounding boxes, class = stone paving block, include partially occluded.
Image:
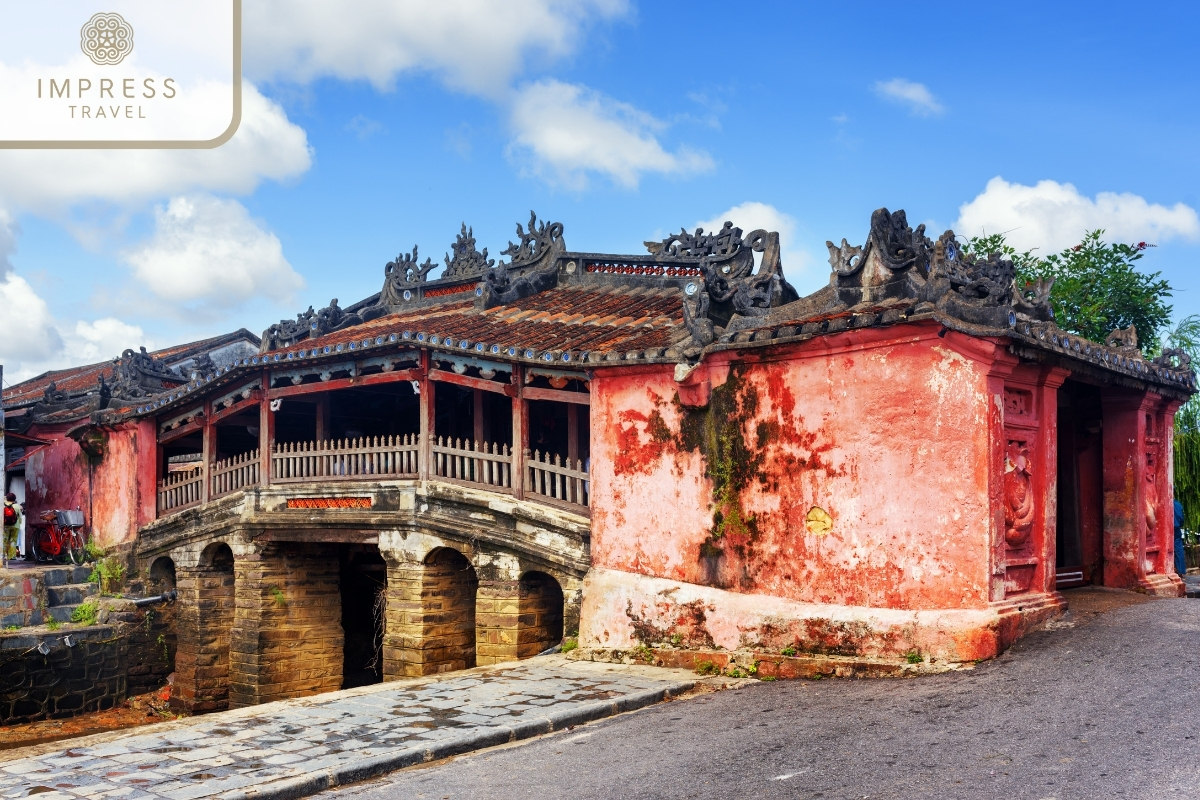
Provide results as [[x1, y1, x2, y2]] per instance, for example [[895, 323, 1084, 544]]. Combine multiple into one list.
[[0, 659, 693, 800]]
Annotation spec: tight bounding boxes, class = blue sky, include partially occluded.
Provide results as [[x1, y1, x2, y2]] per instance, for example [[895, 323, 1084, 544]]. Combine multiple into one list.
[[3, 0, 1199, 383]]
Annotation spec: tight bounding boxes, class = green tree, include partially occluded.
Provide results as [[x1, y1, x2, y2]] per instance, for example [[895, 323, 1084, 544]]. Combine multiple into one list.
[[964, 230, 1173, 346], [1165, 315, 1200, 531]]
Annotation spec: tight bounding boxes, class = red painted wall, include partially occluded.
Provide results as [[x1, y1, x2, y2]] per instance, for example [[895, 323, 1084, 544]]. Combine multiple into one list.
[[590, 326, 1003, 612], [22, 422, 144, 551]]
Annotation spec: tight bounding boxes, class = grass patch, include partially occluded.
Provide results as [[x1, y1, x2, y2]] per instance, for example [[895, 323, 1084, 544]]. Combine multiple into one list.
[[695, 660, 720, 676], [71, 601, 99, 626], [905, 650, 923, 665], [560, 637, 578, 653]]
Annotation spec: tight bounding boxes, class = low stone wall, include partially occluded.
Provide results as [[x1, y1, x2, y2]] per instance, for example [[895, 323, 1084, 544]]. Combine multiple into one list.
[[0, 599, 177, 725], [0, 626, 125, 723]]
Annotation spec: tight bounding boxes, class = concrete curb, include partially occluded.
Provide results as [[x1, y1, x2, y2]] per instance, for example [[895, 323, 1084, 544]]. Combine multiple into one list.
[[216, 681, 694, 800]]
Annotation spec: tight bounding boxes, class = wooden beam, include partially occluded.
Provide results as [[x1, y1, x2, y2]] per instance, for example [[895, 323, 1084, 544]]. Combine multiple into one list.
[[418, 351, 433, 482], [522, 386, 591, 406], [512, 365, 526, 501], [315, 394, 330, 441], [200, 399, 214, 505], [260, 384, 274, 486], [428, 368, 510, 395], [567, 403, 579, 465], [209, 393, 260, 425], [159, 418, 204, 444], [266, 368, 420, 399]]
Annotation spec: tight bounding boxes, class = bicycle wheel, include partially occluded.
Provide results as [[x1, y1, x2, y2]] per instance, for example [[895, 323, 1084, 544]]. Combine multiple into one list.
[[35, 527, 61, 560], [66, 530, 87, 566]]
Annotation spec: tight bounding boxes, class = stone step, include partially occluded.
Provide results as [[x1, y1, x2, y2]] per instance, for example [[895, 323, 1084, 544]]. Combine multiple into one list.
[[46, 604, 83, 624], [47, 582, 97, 607], [41, 565, 94, 587]]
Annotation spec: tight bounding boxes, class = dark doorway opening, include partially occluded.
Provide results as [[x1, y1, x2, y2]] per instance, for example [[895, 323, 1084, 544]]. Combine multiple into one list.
[[214, 409, 259, 460], [331, 384, 420, 441], [340, 544, 387, 689], [527, 400, 590, 464], [1056, 380, 1104, 588]]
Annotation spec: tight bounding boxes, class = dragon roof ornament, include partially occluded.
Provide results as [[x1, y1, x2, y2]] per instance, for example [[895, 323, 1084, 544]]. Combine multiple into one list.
[[477, 211, 566, 309], [443, 223, 494, 280]]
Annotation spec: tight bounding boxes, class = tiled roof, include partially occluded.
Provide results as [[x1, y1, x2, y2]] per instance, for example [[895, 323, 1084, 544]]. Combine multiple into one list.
[[261, 284, 683, 360], [3, 329, 258, 408]]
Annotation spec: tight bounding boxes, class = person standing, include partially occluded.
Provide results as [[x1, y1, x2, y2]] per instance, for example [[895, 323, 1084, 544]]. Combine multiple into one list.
[[1175, 498, 1187, 577], [2, 493, 21, 568]]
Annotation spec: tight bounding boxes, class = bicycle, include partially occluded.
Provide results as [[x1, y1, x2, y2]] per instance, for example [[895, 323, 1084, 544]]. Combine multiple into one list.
[[32, 509, 87, 565]]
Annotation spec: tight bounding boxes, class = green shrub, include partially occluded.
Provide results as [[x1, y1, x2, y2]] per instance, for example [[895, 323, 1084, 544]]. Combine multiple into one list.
[[695, 660, 719, 676], [46, 617, 61, 631], [71, 601, 99, 626], [560, 637, 578, 653], [89, 556, 126, 594], [781, 646, 797, 657]]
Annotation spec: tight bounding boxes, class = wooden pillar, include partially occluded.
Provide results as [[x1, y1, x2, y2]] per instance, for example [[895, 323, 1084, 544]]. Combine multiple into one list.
[[473, 389, 485, 445], [200, 400, 214, 505], [259, 380, 274, 487], [136, 418, 160, 525], [418, 350, 433, 482], [315, 394, 330, 442], [1101, 390, 1154, 590], [512, 366, 526, 500], [567, 404, 579, 465]]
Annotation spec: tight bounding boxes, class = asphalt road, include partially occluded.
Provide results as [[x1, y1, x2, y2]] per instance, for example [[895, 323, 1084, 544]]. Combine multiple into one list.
[[330, 589, 1200, 800]]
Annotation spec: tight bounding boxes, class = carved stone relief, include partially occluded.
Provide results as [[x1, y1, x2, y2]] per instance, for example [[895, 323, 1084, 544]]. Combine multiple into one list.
[[1004, 439, 1035, 548]]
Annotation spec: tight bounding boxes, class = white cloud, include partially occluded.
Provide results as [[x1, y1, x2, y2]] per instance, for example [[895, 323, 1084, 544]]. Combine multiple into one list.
[[67, 318, 151, 365], [0, 83, 310, 216], [0, 208, 17, 276], [695, 201, 815, 286], [508, 79, 713, 189], [244, 0, 629, 97], [872, 78, 944, 117], [954, 177, 1200, 253], [0, 273, 62, 372], [123, 194, 304, 311]]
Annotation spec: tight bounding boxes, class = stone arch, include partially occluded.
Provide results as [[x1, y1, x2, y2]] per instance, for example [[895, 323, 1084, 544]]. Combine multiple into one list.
[[172, 540, 236, 713], [383, 546, 479, 678], [198, 541, 234, 569], [517, 571, 565, 657], [148, 556, 176, 591]]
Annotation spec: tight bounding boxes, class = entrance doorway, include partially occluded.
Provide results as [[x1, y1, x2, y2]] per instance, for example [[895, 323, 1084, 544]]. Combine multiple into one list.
[[340, 544, 387, 689], [1056, 380, 1104, 588]]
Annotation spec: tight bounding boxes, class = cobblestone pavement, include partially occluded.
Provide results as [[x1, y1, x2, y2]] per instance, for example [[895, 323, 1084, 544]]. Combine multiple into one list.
[[0, 658, 695, 800]]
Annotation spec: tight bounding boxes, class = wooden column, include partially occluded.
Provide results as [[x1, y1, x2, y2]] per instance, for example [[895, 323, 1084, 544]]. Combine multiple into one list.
[[200, 400, 215, 505], [512, 366, 526, 500], [473, 389, 485, 445], [567, 404, 579, 465], [259, 378, 274, 487], [418, 350, 433, 482], [315, 394, 330, 442]]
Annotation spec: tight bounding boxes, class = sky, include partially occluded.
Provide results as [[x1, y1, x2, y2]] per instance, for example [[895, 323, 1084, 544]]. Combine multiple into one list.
[[2, 0, 1200, 384]]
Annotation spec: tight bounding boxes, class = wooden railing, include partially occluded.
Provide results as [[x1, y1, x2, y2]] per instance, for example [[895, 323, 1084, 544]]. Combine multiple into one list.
[[211, 449, 260, 499], [157, 466, 204, 514], [272, 435, 420, 483], [432, 437, 513, 490], [525, 449, 589, 512], [155, 436, 589, 518]]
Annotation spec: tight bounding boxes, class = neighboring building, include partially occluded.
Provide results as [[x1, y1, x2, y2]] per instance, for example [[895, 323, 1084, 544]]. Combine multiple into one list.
[[3, 210, 1193, 712], [2, 330, 260, 551]]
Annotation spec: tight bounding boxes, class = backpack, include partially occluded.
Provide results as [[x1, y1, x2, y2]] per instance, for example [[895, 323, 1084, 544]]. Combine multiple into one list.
[[2, 504, 16, 526]]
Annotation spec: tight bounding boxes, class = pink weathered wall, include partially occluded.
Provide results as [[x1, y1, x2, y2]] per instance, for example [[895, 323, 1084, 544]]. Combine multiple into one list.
[[590, 326, 1001, 612], [23, 423, 143, 550], [89, 427, 140, 548]]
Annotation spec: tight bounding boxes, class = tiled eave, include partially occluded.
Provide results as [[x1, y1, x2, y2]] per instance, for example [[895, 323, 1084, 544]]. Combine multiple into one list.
[[103, 302, 1196, 424]]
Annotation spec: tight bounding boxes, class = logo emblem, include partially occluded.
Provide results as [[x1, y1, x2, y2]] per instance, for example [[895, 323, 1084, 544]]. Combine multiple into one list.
[[80, 12, 134, 65]]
